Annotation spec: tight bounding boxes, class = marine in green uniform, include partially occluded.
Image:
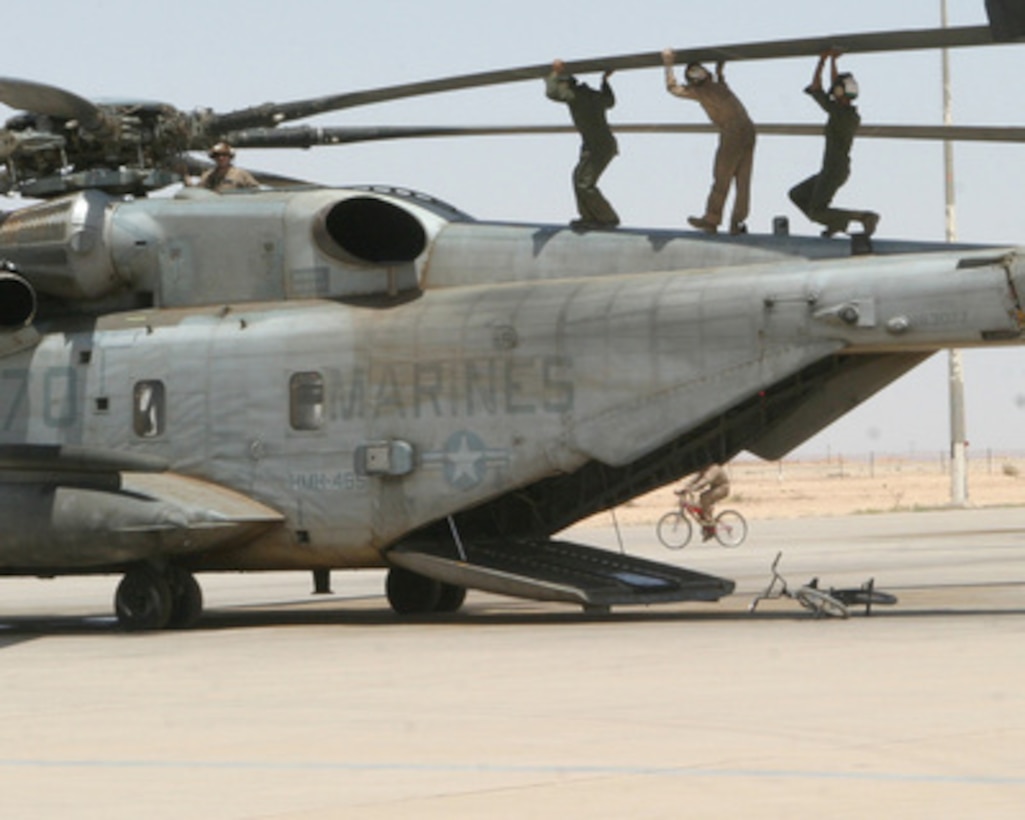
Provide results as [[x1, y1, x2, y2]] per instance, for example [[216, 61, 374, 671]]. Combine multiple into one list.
[[789, 51, 878, 238], [545, 60, 620, 230]]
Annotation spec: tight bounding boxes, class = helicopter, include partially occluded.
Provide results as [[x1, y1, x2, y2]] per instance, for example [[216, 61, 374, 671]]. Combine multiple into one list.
[[1, 9, 1024, 630]]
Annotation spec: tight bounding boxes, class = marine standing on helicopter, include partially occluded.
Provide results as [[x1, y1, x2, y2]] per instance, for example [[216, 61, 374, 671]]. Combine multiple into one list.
[[198, 142, 259, 192], [545, 60, 620, 230], [788, 51, 879, 238], [662, 50, 756, 236]]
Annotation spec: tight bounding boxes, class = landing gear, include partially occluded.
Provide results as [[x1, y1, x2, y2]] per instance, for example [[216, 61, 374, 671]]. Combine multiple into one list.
[[166, 566, 203, 629], [435, 582, 467, 613], [114, 565, 203, 630], [115, 565, 171, 631], [385, 567, 466, 615]]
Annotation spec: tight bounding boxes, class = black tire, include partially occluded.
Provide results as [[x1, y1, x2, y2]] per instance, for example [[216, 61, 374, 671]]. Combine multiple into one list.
[[795, 586, 849, 619], [166, 567, 204, 629], [115, 566, 173, 631], [832, 588, 899, 607], [434, 583, 467, 613], [386, 567, 442, 615], [713, 509, 747, 547], [656, 511, 692, 549]]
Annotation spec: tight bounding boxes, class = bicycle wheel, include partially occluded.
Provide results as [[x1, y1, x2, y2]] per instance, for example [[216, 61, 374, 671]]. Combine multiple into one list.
[[713, 510, 747, 547], [656, 511, 693, 549], [794, 586, 849, 619], [832, 588, 898, 607]]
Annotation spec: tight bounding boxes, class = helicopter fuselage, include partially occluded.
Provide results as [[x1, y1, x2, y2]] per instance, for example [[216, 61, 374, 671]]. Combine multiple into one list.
[[1, 186, 1024, 621]]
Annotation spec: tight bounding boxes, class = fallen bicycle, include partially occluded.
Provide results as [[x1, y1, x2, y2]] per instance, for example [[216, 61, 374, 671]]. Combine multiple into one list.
[[749, 552, 898, 618]]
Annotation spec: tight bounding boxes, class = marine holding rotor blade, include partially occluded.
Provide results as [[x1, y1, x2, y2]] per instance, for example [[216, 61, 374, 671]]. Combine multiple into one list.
[[662, 50, 756, 236], [788, 50, 879, 239], [545, 59, 620, 231]]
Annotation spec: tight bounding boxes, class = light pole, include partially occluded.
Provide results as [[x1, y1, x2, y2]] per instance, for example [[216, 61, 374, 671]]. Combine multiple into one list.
[[942, 0, 968, 506]]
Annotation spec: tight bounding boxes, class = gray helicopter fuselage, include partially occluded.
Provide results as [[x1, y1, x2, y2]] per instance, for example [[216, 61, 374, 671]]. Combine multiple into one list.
[[1, 186, 1024, 576]]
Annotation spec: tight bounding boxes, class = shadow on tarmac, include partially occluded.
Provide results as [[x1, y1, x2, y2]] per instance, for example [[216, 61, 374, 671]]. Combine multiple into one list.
[[1, 585, 1024, 641]]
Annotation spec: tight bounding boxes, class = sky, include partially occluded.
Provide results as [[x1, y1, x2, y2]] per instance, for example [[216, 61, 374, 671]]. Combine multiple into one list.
[[3, 0, 1025, 459]]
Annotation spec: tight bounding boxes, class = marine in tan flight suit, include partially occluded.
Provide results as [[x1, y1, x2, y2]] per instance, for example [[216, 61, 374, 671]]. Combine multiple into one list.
[[198, 142, 259, 192], [663, 50, 756, 236]]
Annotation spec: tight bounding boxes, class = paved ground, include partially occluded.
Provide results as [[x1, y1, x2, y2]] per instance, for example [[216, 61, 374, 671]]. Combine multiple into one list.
[[0, 508, 1023, 819]]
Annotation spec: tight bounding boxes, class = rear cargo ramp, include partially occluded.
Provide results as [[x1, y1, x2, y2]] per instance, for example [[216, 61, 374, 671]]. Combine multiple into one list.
[[388, 538, 734, 610]]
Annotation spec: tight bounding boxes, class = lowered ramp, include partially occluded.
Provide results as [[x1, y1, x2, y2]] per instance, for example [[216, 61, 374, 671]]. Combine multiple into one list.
[[388, 538, 734, 610]]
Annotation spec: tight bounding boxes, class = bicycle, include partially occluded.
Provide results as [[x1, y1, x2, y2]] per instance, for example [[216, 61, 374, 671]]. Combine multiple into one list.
[[656, 489, 747, 549], [805, 576, 898, 616], [749, 552, 898, 618], [749, 552, 850, 618]]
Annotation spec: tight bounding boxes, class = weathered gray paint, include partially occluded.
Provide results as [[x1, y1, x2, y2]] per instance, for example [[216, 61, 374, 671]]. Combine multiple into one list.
[[1, 186, 1023, 579]]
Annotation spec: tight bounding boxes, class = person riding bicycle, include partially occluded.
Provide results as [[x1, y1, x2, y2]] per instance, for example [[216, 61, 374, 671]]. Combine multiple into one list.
[[677, 463, 730, 540]]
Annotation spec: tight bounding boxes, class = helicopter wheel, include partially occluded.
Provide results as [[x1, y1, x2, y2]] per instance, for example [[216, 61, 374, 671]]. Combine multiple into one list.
[[434, 582, 467, 613], [166, 567, 204, 629], [386, 567, 442, 615], [115, 565, 173, 631]]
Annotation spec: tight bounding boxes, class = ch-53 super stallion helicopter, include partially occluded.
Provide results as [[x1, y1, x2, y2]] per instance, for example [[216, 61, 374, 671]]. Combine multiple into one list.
[[2, 7, 1024, 630]]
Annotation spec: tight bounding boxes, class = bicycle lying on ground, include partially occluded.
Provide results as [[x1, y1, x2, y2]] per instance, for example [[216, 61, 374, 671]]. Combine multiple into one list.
[[656, 489, 748, 549], [748, 551, 898, 618], [804, 576, 898, 616]]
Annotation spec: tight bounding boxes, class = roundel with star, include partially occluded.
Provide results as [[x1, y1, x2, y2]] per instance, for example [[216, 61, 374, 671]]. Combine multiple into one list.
[[442, 430, 489, 490]]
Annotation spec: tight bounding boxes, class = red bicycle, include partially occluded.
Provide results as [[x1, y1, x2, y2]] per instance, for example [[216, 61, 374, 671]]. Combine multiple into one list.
[[656, 489, 748, 549]]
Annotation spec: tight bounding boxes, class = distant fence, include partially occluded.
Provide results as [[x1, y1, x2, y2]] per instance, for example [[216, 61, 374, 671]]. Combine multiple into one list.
[[735, 450, 1025, 478]]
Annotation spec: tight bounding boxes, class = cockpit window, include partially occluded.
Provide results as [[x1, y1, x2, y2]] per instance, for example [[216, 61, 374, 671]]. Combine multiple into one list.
[[290, 372, 325, 431], [133, 380, 165, 438]]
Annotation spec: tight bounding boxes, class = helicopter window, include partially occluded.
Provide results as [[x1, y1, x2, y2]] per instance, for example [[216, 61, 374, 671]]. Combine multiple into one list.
[[290, 372, 325, 431], [133, 380, 165, 438]]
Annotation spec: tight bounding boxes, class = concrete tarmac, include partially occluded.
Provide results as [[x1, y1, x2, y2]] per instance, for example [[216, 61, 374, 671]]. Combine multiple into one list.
[[1, 508, 1023, 819]]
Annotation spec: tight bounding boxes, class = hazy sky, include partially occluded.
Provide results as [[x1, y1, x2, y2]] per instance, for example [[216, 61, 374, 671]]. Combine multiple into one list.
[[3, 0, 1024, 457]]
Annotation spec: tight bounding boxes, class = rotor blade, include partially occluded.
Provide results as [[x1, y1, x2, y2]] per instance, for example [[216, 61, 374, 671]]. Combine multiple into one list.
[[225, 125, 571, 148], [206, 25, 1003, 132], [660, 24, 1002, 64], [759, 123, 1025, 142], [225, 122, 1025, 148], [618, 123, 1025, 143], [0, 77, 108, 131], [248, 169, 313, 188]]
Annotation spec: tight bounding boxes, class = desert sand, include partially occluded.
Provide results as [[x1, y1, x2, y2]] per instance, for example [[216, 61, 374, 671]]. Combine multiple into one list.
[[597, 453, 1025, 525]]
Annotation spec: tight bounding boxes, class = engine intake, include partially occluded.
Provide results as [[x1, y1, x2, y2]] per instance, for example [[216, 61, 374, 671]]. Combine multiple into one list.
[[313, 196, 427, 265], [0, 271, 37, 329]]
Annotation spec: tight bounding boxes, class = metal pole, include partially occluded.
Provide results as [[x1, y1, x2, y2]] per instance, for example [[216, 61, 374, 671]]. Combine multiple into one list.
[[942, 0, 968, 507]]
